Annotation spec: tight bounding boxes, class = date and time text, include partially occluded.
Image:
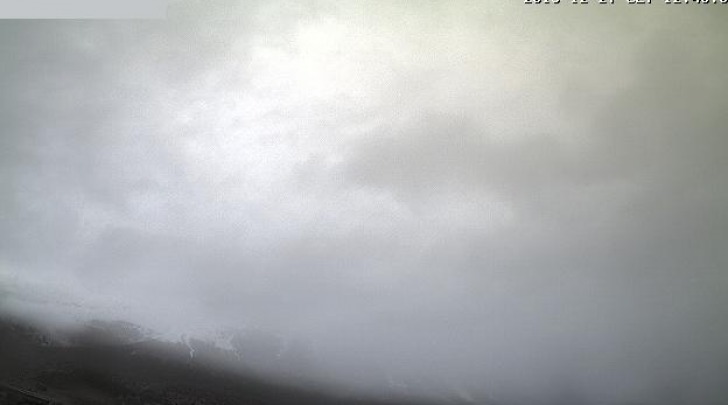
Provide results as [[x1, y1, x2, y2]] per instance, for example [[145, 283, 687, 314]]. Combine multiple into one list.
[[525, 0, 727, 5]]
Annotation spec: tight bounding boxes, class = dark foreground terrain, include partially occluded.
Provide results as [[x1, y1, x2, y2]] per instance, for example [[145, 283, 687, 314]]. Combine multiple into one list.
[[0, 316, 445, 405]]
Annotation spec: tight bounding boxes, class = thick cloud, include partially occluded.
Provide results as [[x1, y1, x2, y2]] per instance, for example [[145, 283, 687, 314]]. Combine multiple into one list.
[[1, 2, 727, 403]]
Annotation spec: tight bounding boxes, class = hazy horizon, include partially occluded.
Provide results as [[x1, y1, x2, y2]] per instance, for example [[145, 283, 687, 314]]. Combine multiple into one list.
[[1, 1, 727, 403]]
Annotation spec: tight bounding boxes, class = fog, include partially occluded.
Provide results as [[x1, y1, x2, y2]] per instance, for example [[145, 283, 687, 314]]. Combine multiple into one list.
[[1, 1, 727, 403]]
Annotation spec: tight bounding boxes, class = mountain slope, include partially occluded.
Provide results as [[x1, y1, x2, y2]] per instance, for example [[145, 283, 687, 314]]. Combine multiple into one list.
[[0, 316, 456, 405]]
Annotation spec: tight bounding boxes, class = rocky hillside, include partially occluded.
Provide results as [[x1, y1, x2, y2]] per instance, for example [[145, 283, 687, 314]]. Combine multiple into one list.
[[0, 316, 459, 405]]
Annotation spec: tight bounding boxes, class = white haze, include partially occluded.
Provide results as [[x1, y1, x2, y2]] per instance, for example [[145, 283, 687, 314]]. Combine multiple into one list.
[[1, 1, 727, 403]]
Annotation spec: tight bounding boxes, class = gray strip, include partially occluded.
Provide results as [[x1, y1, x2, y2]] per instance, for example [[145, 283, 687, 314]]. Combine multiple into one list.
[[0, 0, 168, 19]]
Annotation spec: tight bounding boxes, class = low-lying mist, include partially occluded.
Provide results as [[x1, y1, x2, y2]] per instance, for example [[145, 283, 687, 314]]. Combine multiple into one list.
[[1, 2, 727, 404]]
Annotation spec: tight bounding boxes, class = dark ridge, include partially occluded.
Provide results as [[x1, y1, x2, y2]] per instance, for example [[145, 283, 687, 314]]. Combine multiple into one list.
[[0, 316, 462, 405]]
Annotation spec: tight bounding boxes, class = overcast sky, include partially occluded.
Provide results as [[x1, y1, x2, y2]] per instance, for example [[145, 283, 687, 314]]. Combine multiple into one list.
[[1, 1, 727, 403]]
